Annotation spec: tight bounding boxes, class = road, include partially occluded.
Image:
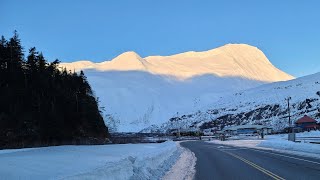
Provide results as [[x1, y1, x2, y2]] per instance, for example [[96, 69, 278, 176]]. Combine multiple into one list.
[[181, 141, 320, 180]]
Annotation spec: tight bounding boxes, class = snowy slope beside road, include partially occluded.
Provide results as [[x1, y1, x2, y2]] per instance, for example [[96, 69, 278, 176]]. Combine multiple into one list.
[[144, 72, 320, 133], [207, 131, 320, 158], [0, 142, 180, 180], [61, 44, 293, 132]]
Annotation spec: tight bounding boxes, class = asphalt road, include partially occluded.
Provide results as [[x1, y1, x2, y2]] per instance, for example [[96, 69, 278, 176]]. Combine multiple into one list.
[[181, 141, 320, 180]]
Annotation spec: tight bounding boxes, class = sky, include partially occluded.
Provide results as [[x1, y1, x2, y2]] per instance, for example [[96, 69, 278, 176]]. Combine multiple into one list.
[[1, 0, 320, 77]]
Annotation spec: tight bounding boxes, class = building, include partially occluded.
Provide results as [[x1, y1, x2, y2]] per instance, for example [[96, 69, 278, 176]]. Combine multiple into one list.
[[222, 125, 272, 135], [203, 129, 214, 136], [295, 115, 319, 131]]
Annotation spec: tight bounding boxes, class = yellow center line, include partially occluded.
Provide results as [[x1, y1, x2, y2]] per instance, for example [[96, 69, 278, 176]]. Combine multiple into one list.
[[217, 148, 285, 180]]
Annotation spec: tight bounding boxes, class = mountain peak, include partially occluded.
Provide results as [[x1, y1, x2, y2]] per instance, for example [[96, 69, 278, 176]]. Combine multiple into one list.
[[113, 51, 142, 61], [222, 43, 257, 48], [202, 43, 273, 68], [109, 51, 148, 71], [218, 43, 260, 53], [162, 43, 263, 60]]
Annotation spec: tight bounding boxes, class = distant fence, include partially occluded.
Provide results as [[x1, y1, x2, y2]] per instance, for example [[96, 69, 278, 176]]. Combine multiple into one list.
[[200, 136, 218, 141], [295, 137, 320, 144], [201, 133, 266, 141], [109, 133, 174, 144], [173, 136, 200, 141], [110, 133, 200, 144]]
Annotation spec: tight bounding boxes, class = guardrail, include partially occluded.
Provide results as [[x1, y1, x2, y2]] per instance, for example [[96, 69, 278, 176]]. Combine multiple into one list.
[[200, 136, 218, 140], [295, 137, 320, 144]]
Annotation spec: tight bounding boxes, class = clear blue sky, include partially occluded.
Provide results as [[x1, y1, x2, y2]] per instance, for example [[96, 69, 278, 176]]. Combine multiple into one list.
[[1, 0, 319, 77]]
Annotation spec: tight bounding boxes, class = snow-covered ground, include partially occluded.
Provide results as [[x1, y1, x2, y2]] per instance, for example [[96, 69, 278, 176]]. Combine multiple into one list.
[[207, 131, 320, 158], [0, 141, 183, 180], [163, 142, 197, 180]]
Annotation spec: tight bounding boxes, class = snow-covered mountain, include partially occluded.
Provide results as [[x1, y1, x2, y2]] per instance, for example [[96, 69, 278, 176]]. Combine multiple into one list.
[[142, 72, 320, 133], [62, 44, 292, 81], [61, 44, 293, 132]]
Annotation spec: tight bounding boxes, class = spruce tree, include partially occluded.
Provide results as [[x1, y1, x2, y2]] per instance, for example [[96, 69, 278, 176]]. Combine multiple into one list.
[[0, 31, 109, 149]]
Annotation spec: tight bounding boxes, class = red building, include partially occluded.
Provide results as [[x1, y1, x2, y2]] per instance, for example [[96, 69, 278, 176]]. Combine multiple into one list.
[[295, 115, 319, 131]]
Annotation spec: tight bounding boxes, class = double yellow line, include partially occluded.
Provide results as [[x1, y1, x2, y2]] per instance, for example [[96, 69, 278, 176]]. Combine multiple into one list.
[[223, 151, 285, 180]]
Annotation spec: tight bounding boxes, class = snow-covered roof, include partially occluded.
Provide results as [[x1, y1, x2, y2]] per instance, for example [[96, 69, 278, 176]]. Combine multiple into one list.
[[296, 115, 317, 124]]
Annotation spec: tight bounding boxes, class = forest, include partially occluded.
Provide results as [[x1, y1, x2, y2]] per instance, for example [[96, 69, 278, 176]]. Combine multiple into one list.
[[0, 31, 109, 149]]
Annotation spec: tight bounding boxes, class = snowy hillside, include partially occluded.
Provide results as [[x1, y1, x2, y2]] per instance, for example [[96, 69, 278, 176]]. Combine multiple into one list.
[[61, 44, 293, 132], [143, 72, 320, 133]]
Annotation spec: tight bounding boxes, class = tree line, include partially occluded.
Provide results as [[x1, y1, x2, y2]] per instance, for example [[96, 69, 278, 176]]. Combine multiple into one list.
[[0, 31, 109, 149]]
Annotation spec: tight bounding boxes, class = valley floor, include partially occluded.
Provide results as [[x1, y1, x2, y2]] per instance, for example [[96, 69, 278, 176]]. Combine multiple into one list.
[[0, 141, 183, 180], [2, 131, 319, 180]]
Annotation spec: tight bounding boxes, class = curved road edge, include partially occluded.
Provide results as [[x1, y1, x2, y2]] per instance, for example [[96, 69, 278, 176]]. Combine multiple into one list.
[[163, 141, 197, 180]]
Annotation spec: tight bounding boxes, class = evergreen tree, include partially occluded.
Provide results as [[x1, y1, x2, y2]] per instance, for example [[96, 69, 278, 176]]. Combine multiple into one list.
[[26, 47, 38, 72], [0, 36, 7, 70], [7, 30, 24, 73], [0, 31, 109, 149]]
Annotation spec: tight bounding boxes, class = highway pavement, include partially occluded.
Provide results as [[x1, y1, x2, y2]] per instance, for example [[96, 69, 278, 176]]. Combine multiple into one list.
[[181, 141, 320, 180]]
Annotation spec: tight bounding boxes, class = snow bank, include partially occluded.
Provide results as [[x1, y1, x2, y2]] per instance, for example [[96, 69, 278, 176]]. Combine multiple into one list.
[[0, 141, 179, 180], [258, 139, 320, 156], [207, 131, 320, 158], [208, 139, 262, 148], [163, 142, 197, 180], [258, 131, 320, 156], [295, 130, 320, 137]]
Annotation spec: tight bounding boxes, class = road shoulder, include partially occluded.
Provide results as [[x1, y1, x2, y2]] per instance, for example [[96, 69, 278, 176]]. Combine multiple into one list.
[[163, 142, 197, 180]]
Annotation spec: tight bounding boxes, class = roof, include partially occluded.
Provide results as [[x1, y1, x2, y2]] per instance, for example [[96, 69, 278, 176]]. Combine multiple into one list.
[[223, 125, 271, 131], [295, 115, 317, 124]]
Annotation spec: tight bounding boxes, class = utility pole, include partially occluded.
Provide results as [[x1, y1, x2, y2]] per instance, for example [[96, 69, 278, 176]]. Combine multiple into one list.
[[286, 96, 292, 133], [286, 96, 296, 141], [285, 97, 292, 132], [176, 112, 180, 137]]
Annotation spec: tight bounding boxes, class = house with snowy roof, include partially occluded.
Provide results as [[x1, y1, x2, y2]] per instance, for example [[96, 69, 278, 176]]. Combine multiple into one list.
[[222, 124, 272, 135], [295, 115, 319, 131]]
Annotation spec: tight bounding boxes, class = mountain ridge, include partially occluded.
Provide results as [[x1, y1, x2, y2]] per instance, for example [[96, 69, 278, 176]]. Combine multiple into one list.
[[60, 43, 294, 132], [61, 43, 294, 82]]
